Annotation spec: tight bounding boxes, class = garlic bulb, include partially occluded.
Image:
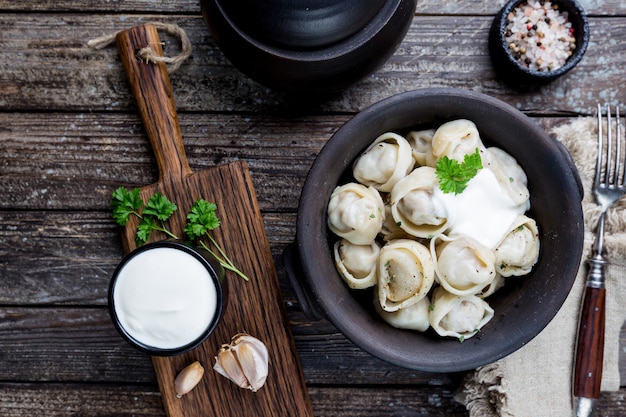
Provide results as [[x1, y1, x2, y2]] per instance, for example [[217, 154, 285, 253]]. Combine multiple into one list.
[[174, 361, 204, 398], [213, 333, 269, 392]]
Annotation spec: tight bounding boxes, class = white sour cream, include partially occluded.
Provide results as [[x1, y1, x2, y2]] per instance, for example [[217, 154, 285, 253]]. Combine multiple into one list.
[[433, 169, 526, 248], [112, 247, 218, 349]]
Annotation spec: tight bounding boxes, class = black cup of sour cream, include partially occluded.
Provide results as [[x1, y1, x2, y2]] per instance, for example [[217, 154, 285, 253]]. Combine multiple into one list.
[[108, 240, 225, 356]]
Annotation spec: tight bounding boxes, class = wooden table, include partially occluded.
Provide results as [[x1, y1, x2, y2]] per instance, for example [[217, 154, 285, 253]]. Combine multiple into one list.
[[1, 0, 625, 415]]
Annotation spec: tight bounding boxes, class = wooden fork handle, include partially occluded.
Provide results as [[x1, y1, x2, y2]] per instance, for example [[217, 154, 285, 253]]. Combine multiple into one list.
[[573, 268, 606, 402]]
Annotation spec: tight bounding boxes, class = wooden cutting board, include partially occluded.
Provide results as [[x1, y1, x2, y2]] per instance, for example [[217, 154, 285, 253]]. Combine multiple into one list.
[[114, 24, 314, 417]]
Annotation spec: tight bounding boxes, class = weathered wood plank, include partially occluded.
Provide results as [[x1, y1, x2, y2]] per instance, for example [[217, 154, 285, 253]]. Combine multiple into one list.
[[0, 383, 469, 417], [0, 382, 625, 417], [0, 0, 624, 15], [0, 383, 165, 417], [0, 14, 624, 113], [0, 307, 154, 383], [413, 0, 626, 15], [0, 212, 121, 305], [0, 112, 335, 211], [0, 0, 201, 13]]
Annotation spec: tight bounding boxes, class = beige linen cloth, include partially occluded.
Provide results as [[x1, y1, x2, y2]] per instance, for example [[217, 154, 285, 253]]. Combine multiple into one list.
[[456, 118, 626, 416]]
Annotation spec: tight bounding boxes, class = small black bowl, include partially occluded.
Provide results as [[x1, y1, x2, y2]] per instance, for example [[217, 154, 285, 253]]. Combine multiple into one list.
[[108, 241, 225, 356], [489, 0, 589, 85], [199, 0, 416, 96]]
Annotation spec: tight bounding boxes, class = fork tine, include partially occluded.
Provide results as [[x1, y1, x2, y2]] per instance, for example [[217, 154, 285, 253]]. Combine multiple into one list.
[[619, 106, 626, 187], [615, 106, 621, 185], [596, 103, 603, 186], [605, 105, 613, 186]]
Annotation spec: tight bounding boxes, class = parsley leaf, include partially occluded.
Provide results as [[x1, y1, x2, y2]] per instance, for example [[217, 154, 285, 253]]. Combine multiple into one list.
[[185, 199, 219, 239], [435, 148, 483, 195], [136, 216, 158, 245], [143, 192, 178, 221], [111, 187, 179, 245], [111, 187, 143, 226], [185, 199, 249, 281]]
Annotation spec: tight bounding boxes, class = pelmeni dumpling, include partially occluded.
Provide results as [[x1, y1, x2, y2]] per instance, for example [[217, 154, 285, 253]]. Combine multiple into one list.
[[429, 287, 495, 340], [433, 236, 497, 296], [426, 119, 486, 167], [334, 239, 381, 289], [374, 295, 430, 332], [352, 132, 415, 192], [378, 239, 435, 312], [380, 205, 411, 242], [484, 147, 530, 208], [477, 273, 505, 299], [495, 215, 540, 277], [390, 166, 448, 239], [327, 182, 385, 245], [405, 129, 435, 167]]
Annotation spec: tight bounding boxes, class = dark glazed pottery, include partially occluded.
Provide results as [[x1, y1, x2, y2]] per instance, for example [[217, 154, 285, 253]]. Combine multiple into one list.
[[217, 0, 389, 49], [199, 0, 416, 95], [288, 88, 584, 372], [489, 0, 589, 85]]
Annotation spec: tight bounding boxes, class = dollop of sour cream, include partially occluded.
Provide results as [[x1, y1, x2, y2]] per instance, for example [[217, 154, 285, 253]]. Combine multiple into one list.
[[433, 168, 527, 248], [113, 247, 218, 349]]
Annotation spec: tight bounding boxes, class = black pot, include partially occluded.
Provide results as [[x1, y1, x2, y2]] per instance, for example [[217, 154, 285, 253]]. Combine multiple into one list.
[[285, 88, 584, 372], [199, 0, 416, 95]]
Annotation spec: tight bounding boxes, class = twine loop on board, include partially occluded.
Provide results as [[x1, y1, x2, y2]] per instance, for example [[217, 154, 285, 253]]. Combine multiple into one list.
[[87, 21, 192, 73]]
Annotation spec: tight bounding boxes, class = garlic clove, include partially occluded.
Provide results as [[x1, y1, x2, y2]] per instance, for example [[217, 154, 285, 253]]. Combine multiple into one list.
[[174, 361, 204, 398], [213, 333, 269, 392], [214, 347, 249, 389], [234, 338, 268, 392]]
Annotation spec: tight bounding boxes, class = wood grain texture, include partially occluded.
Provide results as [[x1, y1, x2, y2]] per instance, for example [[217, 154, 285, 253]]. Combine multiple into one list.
[[112, 24, 312, 417], [574, 286, 607, 399]]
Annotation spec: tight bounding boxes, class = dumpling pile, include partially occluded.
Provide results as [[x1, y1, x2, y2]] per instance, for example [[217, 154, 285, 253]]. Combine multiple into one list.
[[327, 119, 540, 341]]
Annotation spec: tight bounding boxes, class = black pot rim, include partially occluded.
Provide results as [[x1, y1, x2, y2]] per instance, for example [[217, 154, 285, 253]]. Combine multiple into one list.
[[210, 0, 406, 59]]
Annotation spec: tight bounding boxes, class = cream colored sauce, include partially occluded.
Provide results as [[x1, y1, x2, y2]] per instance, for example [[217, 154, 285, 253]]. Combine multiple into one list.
[[113, 247, 218, 349], [433, 169, 526, 248]]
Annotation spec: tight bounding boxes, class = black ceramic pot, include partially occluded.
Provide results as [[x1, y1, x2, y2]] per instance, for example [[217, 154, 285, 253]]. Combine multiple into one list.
[[199, 0, 416, 95], [285, 88, 584, 372]]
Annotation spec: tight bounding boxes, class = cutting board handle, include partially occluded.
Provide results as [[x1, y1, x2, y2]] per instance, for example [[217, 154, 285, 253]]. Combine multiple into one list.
[[116, 24, 192, 181]]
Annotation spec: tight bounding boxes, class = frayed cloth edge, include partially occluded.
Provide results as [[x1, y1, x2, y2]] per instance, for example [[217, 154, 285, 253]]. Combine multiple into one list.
[[454, 362, 514, 417]]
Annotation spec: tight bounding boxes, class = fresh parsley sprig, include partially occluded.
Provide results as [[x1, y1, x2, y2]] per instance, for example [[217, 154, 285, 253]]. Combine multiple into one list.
[[185, 199, 249, 281], [112, 187, 143, 226], [435, 148, 483, 195], [112, 189, 249, 281], [137, 192, 179, 244], [111, 187, 178, 245]]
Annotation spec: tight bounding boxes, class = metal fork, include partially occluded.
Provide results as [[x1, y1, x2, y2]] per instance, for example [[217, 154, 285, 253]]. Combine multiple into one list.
[[574, 104, 626, 417]]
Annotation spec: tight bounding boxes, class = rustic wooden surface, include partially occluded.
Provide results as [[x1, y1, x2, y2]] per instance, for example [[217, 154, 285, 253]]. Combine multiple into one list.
[[1, 0, 626, 416]]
